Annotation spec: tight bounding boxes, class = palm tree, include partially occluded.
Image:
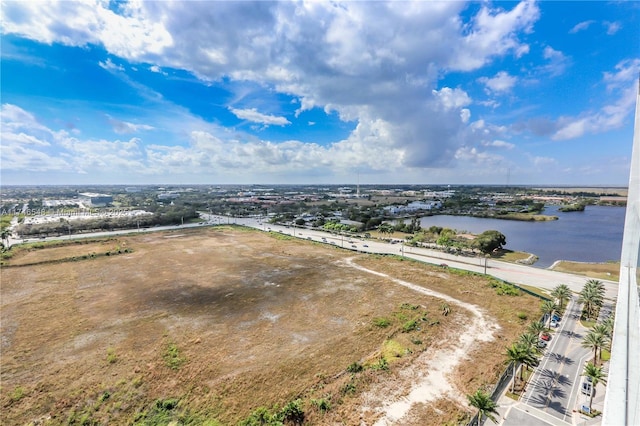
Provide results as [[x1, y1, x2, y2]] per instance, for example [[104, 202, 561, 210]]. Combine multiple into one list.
[[540, 300, 557, 329], [518, 333, 540, 355], [582, 330, 607, 364], [582, 362, 607, 412], [519, 332, 537, 348], [586, 279, 606, 293], [579, 280, 605, 320], [601, 315, 615, 337], [527, 320, 546, 338], [378, 223, 394, 238], [590, 324, 611, 360], [505, 343, 537, 392], [551, 284, 571, 311], [467, 389, 499, 425]]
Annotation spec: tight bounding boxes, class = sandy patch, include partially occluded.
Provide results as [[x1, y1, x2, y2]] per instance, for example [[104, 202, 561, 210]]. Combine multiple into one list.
[[343, 258, 500, 425]]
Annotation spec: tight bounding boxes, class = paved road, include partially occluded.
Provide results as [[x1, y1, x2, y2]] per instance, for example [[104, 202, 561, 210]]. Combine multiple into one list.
[[521, 298, 591, 423], [220, 215, 618, 299]]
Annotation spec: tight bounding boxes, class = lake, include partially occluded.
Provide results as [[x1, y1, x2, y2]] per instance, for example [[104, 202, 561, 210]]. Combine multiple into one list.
[[417, 205, 626, 268]]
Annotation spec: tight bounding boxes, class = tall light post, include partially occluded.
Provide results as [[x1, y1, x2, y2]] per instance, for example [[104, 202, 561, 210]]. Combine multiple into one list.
[[484, 254, 489, 274]]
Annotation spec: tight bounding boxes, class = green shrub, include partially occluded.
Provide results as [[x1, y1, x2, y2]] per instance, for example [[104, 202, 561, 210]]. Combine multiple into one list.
[[346, 361, 364, 373], [341, 381, 356, 395], [400, 303, 419, 310], [402, 320, 418, 332], [163, 343, 186, 370], [371, 357, 389, 371], [373, 317, 391, 327], [311, 398, 331, 412], [281, 399, 305, 425], [11, 386, 26, 401], [106, 347, 117, 364]]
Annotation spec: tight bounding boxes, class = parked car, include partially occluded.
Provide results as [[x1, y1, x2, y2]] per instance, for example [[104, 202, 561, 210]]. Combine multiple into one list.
[[550, 320, 559, 328], [351, 245, 357, 248], [363, 244, 369, 247], [552, 314, 561, 322], [540, 332, 551, 341], [537, 340, 547, 349]]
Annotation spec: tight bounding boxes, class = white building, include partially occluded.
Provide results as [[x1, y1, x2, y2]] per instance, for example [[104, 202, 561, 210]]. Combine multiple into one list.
[[79, 192, 113, 207]]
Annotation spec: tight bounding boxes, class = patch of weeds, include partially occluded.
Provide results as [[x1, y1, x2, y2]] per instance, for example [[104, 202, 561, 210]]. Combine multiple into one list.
[[381, 339, 405, 359], [411, 338, 423, 345], [239, 406, 283, 426], [311, 398, 331, 412], [132, 375, 144, 388], [489, 279, 521, 296], [394, 312, 408, 322], [341, 380, 357, 396], [400, 303, 419, 310], [99, 391, 110, 403], [10, 386, 26, 402], [281, 399, 305, 425], [67, 408, 98, 426], [133, 398, 180, 425], [371, 357, 389, 371], [106, 347, 118, 364], [346, 361, 364, 373], [163, 342, 186, 370], [373, 317, 391, 327], [517, 312, 528, 321], [402, 319, 418, 332]]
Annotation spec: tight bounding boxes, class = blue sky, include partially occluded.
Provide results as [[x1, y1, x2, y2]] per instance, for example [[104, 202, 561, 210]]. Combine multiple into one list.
[[1, 0, 638, 186]]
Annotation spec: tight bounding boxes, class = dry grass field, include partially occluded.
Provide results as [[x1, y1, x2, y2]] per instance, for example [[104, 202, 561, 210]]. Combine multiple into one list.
[[550, 260, 620, 281], [1, 227, 541, 425]]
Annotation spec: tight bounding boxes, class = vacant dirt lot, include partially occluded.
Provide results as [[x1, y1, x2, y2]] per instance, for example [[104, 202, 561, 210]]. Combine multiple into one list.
[[1, 227, 540, 425]]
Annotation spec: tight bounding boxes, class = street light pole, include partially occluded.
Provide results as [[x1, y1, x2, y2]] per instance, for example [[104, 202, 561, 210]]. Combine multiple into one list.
[[484, 255, 489, 274]]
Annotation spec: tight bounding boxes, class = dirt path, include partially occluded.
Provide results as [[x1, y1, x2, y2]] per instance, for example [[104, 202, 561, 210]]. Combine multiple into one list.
[[343, 258, 500, 425]]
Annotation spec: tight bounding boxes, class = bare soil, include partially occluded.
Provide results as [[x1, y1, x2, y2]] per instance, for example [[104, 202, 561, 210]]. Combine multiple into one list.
[[1, 227, 540, 425]]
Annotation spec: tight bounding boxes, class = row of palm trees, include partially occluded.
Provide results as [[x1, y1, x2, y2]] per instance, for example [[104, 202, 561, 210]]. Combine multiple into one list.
[[580, 304, 614, 413], [466, 281, 609, 423], [466, 286, 568, 424], [581, 315, 614, 365], [578, 279, 606, 320]]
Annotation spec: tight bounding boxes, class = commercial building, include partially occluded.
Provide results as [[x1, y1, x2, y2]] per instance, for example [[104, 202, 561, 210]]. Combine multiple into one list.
[[79, 192, 113, 207]]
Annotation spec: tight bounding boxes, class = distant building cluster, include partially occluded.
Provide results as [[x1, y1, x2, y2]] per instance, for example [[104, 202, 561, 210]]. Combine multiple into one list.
[[79, 192, 113, 207], [383, 200, 442, 215]]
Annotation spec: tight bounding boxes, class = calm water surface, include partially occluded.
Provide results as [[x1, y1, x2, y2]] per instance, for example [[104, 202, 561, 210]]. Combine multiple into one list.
[[418, 205, 625, 268]]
